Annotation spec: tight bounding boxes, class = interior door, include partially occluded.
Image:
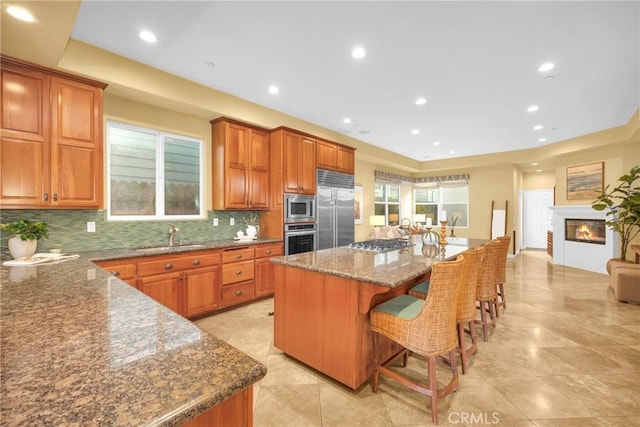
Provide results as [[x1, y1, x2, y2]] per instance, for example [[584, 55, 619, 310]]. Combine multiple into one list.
[[524, 189, 554, 249]]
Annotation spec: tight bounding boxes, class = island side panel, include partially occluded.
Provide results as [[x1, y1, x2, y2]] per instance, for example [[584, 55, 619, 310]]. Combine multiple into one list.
[[274, 263, 423, 389]]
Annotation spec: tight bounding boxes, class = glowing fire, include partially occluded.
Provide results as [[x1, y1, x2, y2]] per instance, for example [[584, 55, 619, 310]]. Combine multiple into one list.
[[576, 225, 592, 240]]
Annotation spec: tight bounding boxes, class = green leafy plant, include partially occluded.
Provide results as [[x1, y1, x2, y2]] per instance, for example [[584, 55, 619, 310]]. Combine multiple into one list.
[[592, 165, 640, 260], [0, 219, 49, 241]]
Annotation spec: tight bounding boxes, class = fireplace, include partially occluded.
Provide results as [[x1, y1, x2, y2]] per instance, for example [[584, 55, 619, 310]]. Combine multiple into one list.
[[550, 205, 617, 274], [565, 219, 605, 245]]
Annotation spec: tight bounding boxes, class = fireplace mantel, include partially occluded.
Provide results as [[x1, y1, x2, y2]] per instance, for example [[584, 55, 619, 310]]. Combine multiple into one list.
[[550, 205, 618, 274]]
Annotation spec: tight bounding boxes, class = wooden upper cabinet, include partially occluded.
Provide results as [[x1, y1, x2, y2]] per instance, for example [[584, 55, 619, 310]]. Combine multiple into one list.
[[316, 139, 355, 174], [281, 129, 316, 194], [212, 118, 270, 210], [0, 55, 106, 209]]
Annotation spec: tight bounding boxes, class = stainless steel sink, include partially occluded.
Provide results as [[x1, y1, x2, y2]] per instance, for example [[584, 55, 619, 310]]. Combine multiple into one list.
[[135, 244, 205, 253]]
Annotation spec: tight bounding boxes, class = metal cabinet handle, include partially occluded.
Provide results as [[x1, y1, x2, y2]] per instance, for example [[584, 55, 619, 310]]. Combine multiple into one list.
[[53, 193, 58, 201], [165, 263, 173, 270], [111, 271, 120, 277], [235, 254, 243, 259], [235, 269, 242, 275], [193, 259, 201, 265], [43, 193, 49, 201], [235, 290, 243, 296], [266, 250, 272, 255]]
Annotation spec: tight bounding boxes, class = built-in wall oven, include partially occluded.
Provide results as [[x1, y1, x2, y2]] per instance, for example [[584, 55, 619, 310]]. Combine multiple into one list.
[[284, 222, 317, 255]]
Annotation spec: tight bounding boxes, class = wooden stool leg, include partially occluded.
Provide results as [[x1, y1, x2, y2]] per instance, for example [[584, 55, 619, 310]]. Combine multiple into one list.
[[371, 332, 379, 392], [457, 322, 468, 375], [428, 355, 438, 425]]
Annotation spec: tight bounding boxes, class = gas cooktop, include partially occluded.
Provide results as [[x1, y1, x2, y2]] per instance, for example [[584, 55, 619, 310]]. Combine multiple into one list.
[[347, 239, 415, 253]]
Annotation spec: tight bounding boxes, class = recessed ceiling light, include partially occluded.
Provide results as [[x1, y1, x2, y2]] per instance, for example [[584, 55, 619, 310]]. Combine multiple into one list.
[[415, 97, 427, 105], [527, 105, 539, 112], [536, 169, 542, 173], [544, 75, 555, 80], [538, 137, 547, 142], [449, 150, 456, 154], [6, 5, 36, 22], [411, 129, 420, 135], [343, 118, 351, 124], [533, 125, 544, 130], [205, 62, 215, 67], [531, 162, 539, 166], [268, 85, 279, 95], [538, 62, 554, 72], [351, 46, 366, 59], [139, 30, 157, 43], [433, 141, 440, 146]]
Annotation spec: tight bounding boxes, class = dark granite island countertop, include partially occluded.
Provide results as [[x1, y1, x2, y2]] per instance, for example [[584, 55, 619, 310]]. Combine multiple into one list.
[[0, 255, 267, 426], [270, 237, 487, 287]]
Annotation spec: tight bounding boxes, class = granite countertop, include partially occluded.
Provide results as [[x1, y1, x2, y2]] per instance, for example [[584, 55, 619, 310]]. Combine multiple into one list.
[[270, 237, 487, 287], [0, 239, 275, 426], [81, 237, 282, 262]]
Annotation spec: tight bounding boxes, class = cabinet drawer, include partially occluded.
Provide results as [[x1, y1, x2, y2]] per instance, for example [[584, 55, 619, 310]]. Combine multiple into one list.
[[221, 260, 255, 285], [138, 252, 221, 276], [222, 248, 255, 263], [222, 280, 255, 308], [255, 244, 283, 258], [96, 260, 136, 280]]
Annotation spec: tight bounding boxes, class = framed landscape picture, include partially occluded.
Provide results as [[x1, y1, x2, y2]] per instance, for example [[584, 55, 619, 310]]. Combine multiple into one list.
[[354, 185, 363, 224], [566, 162, 604, 200]]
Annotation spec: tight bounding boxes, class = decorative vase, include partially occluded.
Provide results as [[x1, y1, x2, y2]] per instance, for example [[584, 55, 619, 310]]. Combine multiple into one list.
[[8, 236, 37, 259], [246, 225, 258, 238]]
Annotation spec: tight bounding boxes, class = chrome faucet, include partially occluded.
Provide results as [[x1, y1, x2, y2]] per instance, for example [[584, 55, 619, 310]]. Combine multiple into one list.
[[169, 225, 179, 247]]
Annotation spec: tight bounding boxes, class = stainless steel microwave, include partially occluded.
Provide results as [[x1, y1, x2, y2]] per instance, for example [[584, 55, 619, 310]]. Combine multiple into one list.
[[284, 193, 316, 223]]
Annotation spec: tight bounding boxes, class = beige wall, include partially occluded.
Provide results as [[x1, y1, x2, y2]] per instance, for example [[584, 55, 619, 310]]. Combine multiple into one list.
[[523, 171, 555, 190]]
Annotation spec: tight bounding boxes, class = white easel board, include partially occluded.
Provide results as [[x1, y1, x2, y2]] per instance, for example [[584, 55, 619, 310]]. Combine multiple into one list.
[[491, 209, 506, 239]]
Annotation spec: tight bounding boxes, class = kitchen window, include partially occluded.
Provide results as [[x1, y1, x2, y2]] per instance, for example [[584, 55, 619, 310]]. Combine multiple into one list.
[[107, 121, 204, 220], [414, 185, 469, 227], [374, 183, 401, 225]]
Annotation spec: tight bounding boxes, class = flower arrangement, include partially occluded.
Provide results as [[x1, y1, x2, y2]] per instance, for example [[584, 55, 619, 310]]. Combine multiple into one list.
[[243, 214, 258, 227]]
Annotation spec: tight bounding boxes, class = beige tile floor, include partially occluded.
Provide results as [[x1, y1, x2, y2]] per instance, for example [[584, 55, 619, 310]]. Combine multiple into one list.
[[195, 250, 640, 426]]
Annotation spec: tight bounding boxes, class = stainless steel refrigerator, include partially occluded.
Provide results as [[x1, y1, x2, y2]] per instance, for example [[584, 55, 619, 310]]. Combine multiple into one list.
[[317, 170, 355, 250]]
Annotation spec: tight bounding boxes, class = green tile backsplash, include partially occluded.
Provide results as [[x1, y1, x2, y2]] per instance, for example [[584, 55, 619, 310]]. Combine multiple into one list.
[[0, 209, 262, 255]]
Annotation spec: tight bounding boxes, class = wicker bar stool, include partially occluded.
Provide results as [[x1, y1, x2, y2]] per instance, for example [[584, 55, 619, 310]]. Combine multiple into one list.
[[475, 239, 501, 341], [370, 256, 465, 425], [494, 235, 511, 317], [454, 245, 484, 374], [409, 247, 484, 375]]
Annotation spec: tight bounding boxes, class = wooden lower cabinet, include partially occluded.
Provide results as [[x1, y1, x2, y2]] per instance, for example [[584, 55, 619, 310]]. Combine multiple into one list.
[[254, 243, 283, 297], [138, 272, 183, 314], [182, 386, 253, 427], [96, 243, 281, 319], [183, 266, 222, 318]]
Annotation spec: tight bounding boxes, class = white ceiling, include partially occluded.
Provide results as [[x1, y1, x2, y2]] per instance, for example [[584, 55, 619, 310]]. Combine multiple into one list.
[[70, 1, 639, 163]]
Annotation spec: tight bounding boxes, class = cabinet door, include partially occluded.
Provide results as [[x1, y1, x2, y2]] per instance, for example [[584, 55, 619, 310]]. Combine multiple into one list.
[[255, 257, 275, 297], [138, 272, 182, 314], [0, 66, 50, 207], [299, 137, 316, 194], [336, 147, 355, 174], [316, 139, 337, 171], [283, 131, 303, 193], [248, 128, 269, 208], [50, 76, 103, 208], [184, 266, 221, 318]]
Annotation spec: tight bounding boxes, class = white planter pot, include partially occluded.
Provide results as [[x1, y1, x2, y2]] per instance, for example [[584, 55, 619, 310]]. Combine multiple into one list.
[[8, 236, 37, 259]]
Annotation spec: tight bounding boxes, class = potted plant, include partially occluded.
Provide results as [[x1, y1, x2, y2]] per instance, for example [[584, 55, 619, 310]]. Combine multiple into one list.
[[1, 219, 49, 259], [592, 165, 640, 262]]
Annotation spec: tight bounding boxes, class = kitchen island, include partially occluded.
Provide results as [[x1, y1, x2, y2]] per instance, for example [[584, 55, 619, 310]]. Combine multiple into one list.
[[270, 238, 485, 390], [0, 250, 267, 426]]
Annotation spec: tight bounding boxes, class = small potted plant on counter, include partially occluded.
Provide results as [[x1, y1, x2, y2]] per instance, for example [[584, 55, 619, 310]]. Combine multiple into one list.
[[1, 219, 49, 259], [592, 165, 640, 265]]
